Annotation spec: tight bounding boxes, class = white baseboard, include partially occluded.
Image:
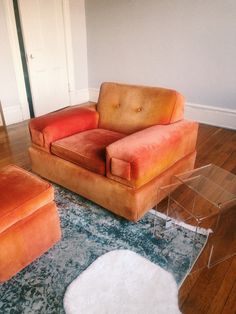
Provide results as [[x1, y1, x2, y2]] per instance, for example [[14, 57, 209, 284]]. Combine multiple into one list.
[[69, 88, 90, 105], [185, 103, 236, 130], [88, 87, 236, 130], [89, 88, 99, 102], [20, 101, 30, 120], [3, 105, 24, 125]]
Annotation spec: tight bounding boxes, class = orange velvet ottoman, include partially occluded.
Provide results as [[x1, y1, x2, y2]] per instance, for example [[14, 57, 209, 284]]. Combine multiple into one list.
[[0, 165, 61, 283]]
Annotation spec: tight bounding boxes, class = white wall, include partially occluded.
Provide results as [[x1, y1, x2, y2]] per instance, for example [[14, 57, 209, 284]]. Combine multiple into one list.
[[0, 113, 3, 126], [68, 0, 89, 105], [0, 0, 23, 125], [0, 99, 4, 126], [85, 0, 236, 112], [69, 0, 88, 90]]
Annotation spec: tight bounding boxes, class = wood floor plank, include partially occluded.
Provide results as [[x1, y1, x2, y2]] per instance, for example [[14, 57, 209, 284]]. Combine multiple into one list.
[[181, 258, 233, 313], [196, 124, 220, 149], [195, 128, 236, 168], [179, 269, 202, 307], [207, 258, 236, 314], [0, 121, 30, 170], [222, 151, 236, 174], [222, 281, 236, 314]]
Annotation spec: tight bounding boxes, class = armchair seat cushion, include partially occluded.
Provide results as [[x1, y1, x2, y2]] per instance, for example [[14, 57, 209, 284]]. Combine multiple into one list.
[[51, 129, 125, 175]]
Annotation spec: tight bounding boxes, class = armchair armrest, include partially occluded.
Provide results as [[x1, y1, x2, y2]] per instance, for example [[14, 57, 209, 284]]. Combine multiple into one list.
[[29, 103, 99, 150], [106, 120, 198, 188]]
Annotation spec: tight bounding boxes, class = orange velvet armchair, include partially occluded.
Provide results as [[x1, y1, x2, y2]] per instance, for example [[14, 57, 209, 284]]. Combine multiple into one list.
[[29, 82, 198, 221]]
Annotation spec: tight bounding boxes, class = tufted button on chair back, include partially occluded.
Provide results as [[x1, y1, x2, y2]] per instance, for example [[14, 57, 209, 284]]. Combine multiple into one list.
[[97, 82, 185, 134]]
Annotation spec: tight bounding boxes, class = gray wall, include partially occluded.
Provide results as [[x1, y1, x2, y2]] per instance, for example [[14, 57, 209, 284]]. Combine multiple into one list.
[[85, 0, 236, 109], [0, 0, 21, 114], [69, 0, 88, 90]]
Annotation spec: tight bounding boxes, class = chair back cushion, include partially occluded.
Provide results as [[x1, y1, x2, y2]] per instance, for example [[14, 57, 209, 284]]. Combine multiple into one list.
[[97, 82, 184, 134]]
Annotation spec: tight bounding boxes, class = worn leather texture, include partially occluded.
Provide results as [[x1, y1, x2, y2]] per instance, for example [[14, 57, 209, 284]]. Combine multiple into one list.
[[97, 82, 184, 134]]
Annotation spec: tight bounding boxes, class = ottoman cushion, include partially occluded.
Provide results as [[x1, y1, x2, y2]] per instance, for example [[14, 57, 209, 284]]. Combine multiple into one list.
[[0, 164, 61, 282], [0, 165, 54, 233], [0, 202, 60, 282]]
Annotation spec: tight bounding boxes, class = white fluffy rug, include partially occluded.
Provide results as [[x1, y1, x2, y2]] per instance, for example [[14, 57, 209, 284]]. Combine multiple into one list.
[[63, 250, 181, 314]]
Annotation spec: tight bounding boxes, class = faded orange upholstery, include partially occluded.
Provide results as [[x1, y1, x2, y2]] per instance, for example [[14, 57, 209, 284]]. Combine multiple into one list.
[[29, 105, 98, 150], [52, 129, 125, 175], [106, 120, 198, 188], [97, 82, 184, 133], [0, 165, 61, 282], [29, 82, 199, 221]]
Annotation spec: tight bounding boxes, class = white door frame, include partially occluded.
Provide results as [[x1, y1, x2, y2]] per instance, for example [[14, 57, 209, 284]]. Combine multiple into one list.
[[3, 0, 75, 121]]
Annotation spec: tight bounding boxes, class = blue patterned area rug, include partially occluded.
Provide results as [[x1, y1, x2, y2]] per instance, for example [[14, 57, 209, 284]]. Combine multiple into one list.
[[0, 185, 206, 314]]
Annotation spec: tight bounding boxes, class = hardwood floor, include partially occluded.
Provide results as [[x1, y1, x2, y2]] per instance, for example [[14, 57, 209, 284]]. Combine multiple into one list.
[[0, 121, 235, 313], [0, 121, 31, 170], [179, 124, 236, 314]]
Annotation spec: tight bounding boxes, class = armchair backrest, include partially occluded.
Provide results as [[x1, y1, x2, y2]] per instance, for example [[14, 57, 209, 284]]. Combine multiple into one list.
[[97, 82, 185, 134]]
